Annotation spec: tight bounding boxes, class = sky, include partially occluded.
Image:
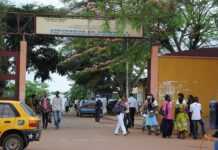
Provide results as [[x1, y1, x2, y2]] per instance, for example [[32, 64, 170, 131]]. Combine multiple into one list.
[[26, 72, 72, 93], [9, 0, 65, 8], [10, 0, 83, 7]]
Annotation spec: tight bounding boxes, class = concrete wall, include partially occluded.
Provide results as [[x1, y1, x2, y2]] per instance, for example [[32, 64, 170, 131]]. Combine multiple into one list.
[[158, 56, 218, 116]]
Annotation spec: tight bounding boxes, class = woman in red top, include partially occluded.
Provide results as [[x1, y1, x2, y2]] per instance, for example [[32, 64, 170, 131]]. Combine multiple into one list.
[[160, 94, 174, 138], [40, 93, 52, 129]]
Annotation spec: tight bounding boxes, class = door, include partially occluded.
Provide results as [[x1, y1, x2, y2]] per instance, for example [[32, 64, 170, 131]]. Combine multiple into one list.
[[0, 103, 18, 135]]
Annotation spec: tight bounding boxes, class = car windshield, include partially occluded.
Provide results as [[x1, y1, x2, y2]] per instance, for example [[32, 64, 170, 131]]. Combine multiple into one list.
[[80, 100, 95, 106], [20, 103, 37, 117]]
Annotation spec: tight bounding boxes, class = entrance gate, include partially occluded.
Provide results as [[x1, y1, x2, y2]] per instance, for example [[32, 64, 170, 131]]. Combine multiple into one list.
[[0, 12, 159, 100]]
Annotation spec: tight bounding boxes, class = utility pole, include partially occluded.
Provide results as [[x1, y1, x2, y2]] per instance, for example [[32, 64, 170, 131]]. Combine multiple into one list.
[[125, 38, 129, 98]]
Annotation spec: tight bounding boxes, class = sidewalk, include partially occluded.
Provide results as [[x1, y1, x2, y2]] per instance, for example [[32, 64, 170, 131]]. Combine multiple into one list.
[[29, 114, 213, 150]]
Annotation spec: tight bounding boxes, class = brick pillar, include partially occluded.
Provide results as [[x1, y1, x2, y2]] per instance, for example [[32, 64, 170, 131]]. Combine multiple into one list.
[[19, 40, 27, 102], [150, 44, 160, 98]]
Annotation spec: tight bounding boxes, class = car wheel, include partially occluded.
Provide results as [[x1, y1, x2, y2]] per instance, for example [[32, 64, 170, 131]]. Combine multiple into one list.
[[2, 134, 24, 150]]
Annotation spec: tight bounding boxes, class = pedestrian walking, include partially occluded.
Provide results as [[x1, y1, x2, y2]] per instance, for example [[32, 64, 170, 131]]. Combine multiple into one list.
[[160, 94, 174, 138], [175, 93, 189, 139], [141, 99, 147, 131], [190, 97, 206, 139], [40, 93, 52, 129], [74, 99, 79, 112], [123, 96, 131, 133], [144, 94, 159, 135], [113, 98, 127, 136], [65, 99, 70, 113], [52, 91, 63, 129], [187, 95, 194, 136], [128, 93, 138, 128], [176, 93, 187, 105], [95, 98, 103, 122]]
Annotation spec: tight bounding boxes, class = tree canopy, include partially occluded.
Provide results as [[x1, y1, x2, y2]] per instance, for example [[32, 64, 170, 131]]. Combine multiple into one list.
[[58, 0, 218, 97], [59, 37, 150, 96], [0, 3, 67, 81], [25, 80, 49, 101], [65, 84, 91, 101], [94, 0, 218, 52]]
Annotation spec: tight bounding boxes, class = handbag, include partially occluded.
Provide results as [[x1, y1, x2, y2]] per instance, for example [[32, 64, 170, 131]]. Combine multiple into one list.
[[159, 102, 169, 116], [48, 112, 52, 123]]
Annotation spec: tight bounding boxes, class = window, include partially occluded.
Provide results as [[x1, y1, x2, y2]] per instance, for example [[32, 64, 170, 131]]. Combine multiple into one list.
[[0, 80, 16, 98], [20, 103, 36, 117], [0, 51, 19, 100], [0, 104, 5, 117], [0, 103, 17, 118]]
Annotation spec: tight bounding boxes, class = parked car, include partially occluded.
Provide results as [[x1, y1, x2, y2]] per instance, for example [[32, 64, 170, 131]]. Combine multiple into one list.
[[0, 100, 41, 150], [76, 100, 96, 117], [107, 99, 118, 114]]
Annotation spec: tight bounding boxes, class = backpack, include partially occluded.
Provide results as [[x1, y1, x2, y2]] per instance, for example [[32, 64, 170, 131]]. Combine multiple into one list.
[[96, 100, 103, 108], [112, 102, 124, 115]]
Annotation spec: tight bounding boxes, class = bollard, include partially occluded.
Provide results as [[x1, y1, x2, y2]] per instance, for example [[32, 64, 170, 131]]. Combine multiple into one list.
[[215, 140, 218, 150]]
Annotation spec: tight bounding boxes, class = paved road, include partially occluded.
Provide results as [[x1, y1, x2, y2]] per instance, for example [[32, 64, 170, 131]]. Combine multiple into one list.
[[28, 114, 213, 150]]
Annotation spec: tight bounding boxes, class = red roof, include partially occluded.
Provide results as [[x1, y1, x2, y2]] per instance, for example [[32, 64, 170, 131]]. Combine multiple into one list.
[[165, 48, 218, 58]]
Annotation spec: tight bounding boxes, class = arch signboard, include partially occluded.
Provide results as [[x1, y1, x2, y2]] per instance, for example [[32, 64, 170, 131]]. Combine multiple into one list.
[[36, 16, 143, 38]]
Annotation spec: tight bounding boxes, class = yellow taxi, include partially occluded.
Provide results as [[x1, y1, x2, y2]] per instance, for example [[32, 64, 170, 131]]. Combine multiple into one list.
[[0, 100, 41, 150]]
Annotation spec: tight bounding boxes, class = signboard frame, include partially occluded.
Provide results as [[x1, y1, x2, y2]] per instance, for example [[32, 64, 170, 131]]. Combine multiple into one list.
[[35, 16, 144, 38]]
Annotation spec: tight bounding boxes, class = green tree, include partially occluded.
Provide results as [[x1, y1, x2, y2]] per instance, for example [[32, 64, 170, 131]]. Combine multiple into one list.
[[0, 0, 8, 47], [95, 0, 218, 52], [25, 80, 49, 101], [0, 1, 10, 97], [0, 4, 64, 97], [59, 37, 150, 96], [66, 84, 90, 101], [57, 1, 152, 96], [59, 0, 218, 98], [0, 4, 67, 81]]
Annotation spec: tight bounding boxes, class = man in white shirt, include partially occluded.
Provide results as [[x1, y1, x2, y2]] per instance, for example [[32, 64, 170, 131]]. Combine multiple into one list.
[[190, 97, 205, 139], [128, 93, 138, 128], [52, 91, 63, 129]]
